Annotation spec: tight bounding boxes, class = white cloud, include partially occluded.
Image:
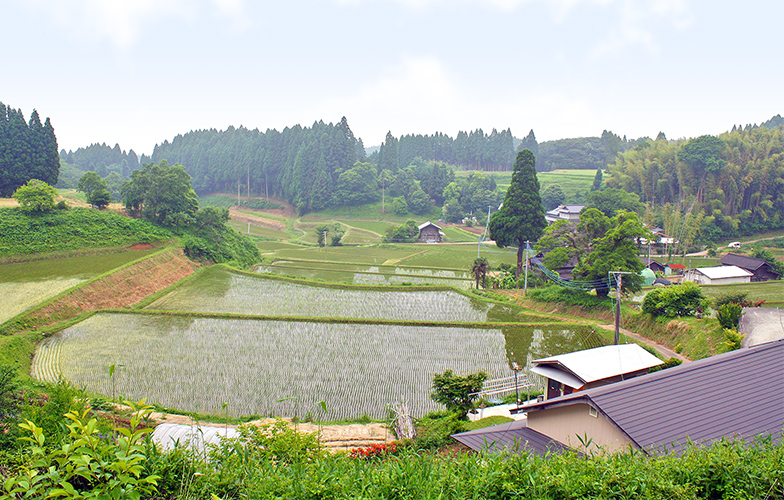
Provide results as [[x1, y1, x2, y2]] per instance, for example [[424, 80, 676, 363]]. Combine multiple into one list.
[[315, 56, 463, 144], [590, 0, 692, 58], [314, 56, 604, 145], [19, 0, 249, 48]]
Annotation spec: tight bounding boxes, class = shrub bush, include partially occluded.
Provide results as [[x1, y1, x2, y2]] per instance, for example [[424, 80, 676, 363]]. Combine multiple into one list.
[[642, 282, 707, 317], [2, 401, 159, 499], [716, 303, 743, 329]]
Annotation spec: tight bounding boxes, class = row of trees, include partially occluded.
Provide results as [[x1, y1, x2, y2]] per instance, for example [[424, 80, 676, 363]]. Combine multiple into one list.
[[61, 143, 143, 178], [0, 103, 59, 197], [374, 128, 515, 172], [150, 118, 364, 214]]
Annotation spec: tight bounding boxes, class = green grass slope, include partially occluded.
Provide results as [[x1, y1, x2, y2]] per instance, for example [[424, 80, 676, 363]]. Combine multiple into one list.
[[0, 207, 171, 257]]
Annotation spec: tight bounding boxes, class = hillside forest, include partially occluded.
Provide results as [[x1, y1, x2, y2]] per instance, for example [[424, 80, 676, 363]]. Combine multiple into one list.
[[3, 99, 784, 244]]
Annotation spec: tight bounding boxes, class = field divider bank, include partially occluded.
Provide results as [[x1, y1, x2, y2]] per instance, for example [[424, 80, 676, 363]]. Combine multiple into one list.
[[106, 308, 569, 330], [0, 247, 198, 335]]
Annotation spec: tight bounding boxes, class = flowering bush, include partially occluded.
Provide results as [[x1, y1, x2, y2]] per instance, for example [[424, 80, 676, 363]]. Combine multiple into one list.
[[349, 442, 398, 459]]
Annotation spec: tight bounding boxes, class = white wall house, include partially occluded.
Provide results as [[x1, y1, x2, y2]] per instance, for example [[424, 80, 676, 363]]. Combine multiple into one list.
[[683, 265, 753, 285]]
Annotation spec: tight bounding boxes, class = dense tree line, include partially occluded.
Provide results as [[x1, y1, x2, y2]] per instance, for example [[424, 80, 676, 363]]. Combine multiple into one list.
[[0, 103, 59, 197], [532, 130, 648, 172], [60, 143, 142, 178], [374, 128, 515, 172], [604, 123, 784, 241], [150, 118, 364, 214]]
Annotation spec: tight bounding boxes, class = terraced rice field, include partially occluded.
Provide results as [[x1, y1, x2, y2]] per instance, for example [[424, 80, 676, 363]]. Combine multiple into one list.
[[146, 267, 514, 321], [0, 278, 86, 323], [33, 313, 601, 419], [0, 249, 158, 324]]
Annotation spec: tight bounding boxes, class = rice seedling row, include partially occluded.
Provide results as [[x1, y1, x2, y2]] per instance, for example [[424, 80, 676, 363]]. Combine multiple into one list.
[[146, 268, 515, 321], [31, 336, 63, 383], [40, 313, 597, 419]]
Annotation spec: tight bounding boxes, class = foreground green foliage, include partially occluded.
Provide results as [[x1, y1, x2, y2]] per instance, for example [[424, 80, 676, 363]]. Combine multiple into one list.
[[1, 401, 159, 500], [3, 401, 782, 500]]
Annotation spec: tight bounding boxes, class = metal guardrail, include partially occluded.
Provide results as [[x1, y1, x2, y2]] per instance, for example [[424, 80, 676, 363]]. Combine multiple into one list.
[[470, 374, 535, 398]]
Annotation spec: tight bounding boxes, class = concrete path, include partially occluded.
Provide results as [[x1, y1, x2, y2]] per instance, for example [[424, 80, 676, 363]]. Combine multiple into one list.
[[739, 308, 784, 347]]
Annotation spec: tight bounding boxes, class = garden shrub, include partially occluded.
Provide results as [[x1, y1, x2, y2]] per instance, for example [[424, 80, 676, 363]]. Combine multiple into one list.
[[641, 282, 707, 317], [720, 328, 744, 352], [431, 370, 488, 419], [413, 410, 467, 450], [714, 291, 750, 308]]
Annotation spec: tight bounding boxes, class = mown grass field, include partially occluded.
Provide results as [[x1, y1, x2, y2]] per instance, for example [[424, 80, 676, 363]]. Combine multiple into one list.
[[455, 169, 596, 200]]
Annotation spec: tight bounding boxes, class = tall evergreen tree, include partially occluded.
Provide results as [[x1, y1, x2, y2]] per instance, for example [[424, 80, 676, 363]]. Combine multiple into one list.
[[488, 149, 547, 277], [0, 103, 59, 196]]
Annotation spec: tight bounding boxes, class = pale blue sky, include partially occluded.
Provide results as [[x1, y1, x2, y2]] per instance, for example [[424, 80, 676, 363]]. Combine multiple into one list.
[[3, 0, 782, 155]]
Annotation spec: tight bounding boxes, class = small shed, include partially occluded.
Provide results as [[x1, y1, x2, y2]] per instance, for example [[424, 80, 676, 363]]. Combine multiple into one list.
[[664, 263, 686, 276], [683, 265, 753, 285], [417, 221, 442, 243]]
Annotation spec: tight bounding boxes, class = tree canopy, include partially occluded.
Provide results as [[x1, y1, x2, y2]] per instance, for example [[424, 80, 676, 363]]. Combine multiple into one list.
[[488, 150, 547, 277], [0, 103, 59, 197], [121, 160, 199, 225], [12, 179, 58, 213]]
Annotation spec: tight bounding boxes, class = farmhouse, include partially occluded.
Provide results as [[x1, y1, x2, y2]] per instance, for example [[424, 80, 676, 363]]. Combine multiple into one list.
[[531, 344, 663, 400], [640, 257, 665, 275], [683, 265, 753, 285], [417, 221, 442, 243], [545, 204, 584, 224], [454, 339, 784, 456], [718, 252, 781, 282]]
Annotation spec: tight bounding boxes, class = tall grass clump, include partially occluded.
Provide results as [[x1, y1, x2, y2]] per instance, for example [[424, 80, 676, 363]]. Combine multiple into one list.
[[528, 285, 610, 309]]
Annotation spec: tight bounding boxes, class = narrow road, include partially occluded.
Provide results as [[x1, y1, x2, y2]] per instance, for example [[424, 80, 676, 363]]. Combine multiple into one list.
[[739, 308, 784, 347]]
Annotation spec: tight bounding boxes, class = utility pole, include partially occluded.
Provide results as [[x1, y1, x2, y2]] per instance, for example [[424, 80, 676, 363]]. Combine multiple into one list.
[[610, 270, 632, 345], [523, 240, 529, 296], [477, 205, 492, 258]]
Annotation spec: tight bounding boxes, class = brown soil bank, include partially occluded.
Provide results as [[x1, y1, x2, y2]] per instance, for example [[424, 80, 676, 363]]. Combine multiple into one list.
[[8, 248, 198, 332]]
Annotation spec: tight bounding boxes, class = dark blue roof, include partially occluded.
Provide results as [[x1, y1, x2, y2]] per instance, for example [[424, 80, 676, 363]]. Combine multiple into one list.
[[452, 419, 570, 456]]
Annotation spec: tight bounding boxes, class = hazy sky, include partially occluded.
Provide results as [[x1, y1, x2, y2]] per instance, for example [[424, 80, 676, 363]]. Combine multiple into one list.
[[3, 0, 782, 155]]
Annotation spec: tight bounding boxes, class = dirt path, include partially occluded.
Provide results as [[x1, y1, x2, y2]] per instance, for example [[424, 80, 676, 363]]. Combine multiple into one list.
[[147, 412, 393, 450], [228, 209, 286, 231], [596, 324, 690, 362]]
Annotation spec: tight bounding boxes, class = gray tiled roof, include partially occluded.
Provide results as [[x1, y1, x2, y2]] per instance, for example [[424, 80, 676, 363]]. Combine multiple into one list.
[[452, 419, 570, 456], [719, 252, 767, 271], [520, 339, 784, 454]]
